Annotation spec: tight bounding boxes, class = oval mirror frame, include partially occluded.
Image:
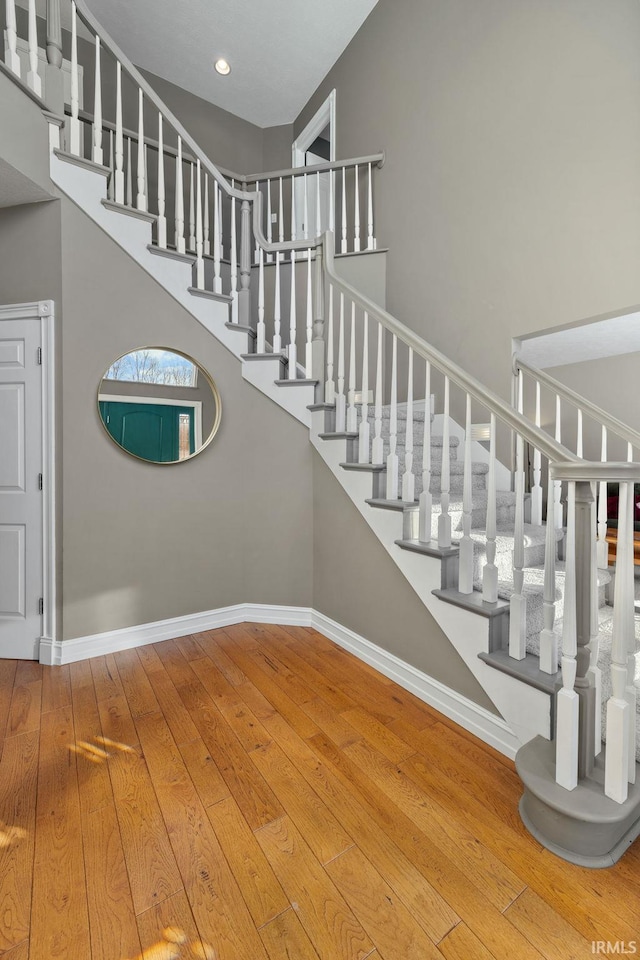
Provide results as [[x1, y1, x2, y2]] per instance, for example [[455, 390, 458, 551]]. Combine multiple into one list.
[[97, 347, 222, 465]]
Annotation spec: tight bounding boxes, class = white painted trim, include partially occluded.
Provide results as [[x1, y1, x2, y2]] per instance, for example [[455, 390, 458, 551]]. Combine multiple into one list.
[[292, 89, 336, 167], [98, 393, 203, 448], [39, 601, 518, 758]]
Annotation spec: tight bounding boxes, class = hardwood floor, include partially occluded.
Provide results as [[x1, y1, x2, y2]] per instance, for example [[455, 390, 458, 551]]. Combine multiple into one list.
[[0, 623, 637, 960]]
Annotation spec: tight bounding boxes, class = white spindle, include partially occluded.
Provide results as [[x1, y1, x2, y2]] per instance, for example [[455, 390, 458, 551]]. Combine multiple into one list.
[[254, 181, 260, 264], [329, 168, 335, 233], [107, 130, 114, 201], [367, 162, 375, 250], [372, 321, 383, 465], [386, 336, 399, 500], [438, 377, 452, 548], [354, 164, 361, 252], [539, 466, 558, 674], [325, 285, 335, 403], [27, 0, 41, 95], [213, 182, 222, 293], [346, 303, 358, 433], [597, 426, 609, 568], [556, 482, 579, 791], [303, 173, 309, 243], [175, 137, 185, 254], [69, 2, 80, 155], [336, 293, 346, 432], [203, 175, 210, 256], [401, 350, 415, 501], [605, 481, 635, 802], [510, 373, 526, 655], [6, 0, 21, 77], [126, 137, 133, 207], [230, 184, 238, 323], [257, 247, 265, 353], [359, 313, 370, 464], [291, 174, 297, 243], [305, 250, 313, 376], [188, 162, 195, 251], [90, 35, 103, 163], [195, 160, 204, 289], [554, 394, 563, 530], [288, 248, 297, 380], [418, 361, 432, 542], [459, 394, 474, 595], [279, 178, 284, 244], [482, 414, 498, 603], [341, 167, 348, 253], [114, 62, 124, 203], [273, 251, 282, 352], [577, 408, 583, 458], [136, 89, 146, 211], [315, 171, 321, 238], [531, 381, 543, 526], [156, 113, 166, 248], [266, 179, 273, 258]]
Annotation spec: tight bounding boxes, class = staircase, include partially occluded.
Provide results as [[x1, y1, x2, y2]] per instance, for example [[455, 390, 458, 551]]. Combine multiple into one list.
[[4, 0, 640, 868]]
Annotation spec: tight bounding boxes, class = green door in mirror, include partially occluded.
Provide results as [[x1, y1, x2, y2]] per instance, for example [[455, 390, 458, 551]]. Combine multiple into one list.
[[99, 401, 195, 462]]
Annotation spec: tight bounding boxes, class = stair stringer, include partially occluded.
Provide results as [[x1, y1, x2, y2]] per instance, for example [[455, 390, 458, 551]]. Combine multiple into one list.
[[309, 410, 552, 750]]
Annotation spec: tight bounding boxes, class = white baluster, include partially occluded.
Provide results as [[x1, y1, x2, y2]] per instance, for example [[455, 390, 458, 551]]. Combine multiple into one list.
[[203, 175, 210, 256], [531, 381, 543, 526], [341, 167, 348, 253], [136, 89, 146, 211], [510, 373, 527, 654], [273, 250, 282, 352], [418, 361, 432, 542], [329, 168, 335, 234], [554, 394, 563, 530], [27, 0, 42, 95], [107, 130, 114, 201], [69, 2, 80, 155], [126, 136, 133, 207], [230, 184, 238, 323], [279, 177, 285, 243], [213, 181, 222, 293], [335, 293, 346, 432], [156, 113, 166, 248], [604, 481, 634, 802], [597, 426, 608, 568], [315, 171, 321, 238], [386, 336, 399, 500], [346, 303, 358, 433], [288, 249, 297, 380], [577, 408, 583, 458], [372, 321, 383, 465], [114, 62, 124, 203], [325, 285, 335, 404], [195, 159, 204, 289], [91, 35, 102, 163], [303, 173, 309, 243], [354, 164, 361, 252], [5, 0, 21, 77], [188, 162, 195, 251], [175, 137, 185, 254], [556, 481, 579, 791], [459, 393, 474, 594], [367, 162, 375, 250], [539, 466, 559, 674], [291, 174, 297, 243], [438, 377, 452, 548], [305, 249, 313, 376], [254, 181, 260, 264], [257, 247, 266, 353], [359, 313, 370, 464], [266, 179, 273, 262], [401, 350, 415, 501], [482, 413, 498, 603]]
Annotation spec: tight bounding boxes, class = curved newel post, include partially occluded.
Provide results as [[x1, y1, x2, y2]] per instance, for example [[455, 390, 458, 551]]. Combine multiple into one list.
[[372, 321, 384, 465], [136, 89, 147, 211], [126, 136, 133, 206], [335, 293, 346, 431], [266, 179, 273, 262], [531, 381, 543, 526], [188, 162, 195, 250], [458, 393, 474, 594], [273, 250, 282, 352], [6, 0, 21, 77], [91, 36, 102, 164], [114, 63, 124, 203], [401, 349, 415, 501], [195, 160, 204, 288], [230, 188, 238, 323], [69, 2, 80, 155], [238, 195, 251, 329], [554, 395, 564, 531], [556, 481, 579, 790], [510, 375, 527, 655], [437, 376, 452, 548], [588, 485, 602, 757], [358, 312, 370, 463], [257, 247, 265, 352], [325, 285, 335, 403], [175, 137, 185, 253], [156, 113, 166, 248], [107, 130, 114, 200], [418, 360, 432, 542], [367, 162, 375, 250], [353, 164, 361, 252], [203, 175, 210, 256], [574, 480, 597, 780], [538, 465, 558, 673], [386, 334, 399, 500], [596, 426, 609, 568], [305, 250, 313, 376], [312, 245, 325, 403], [482, 413, 498, 602], [346, 303, 358, 433], [27, 0, 42, 96], [288, 248, 297, 379]]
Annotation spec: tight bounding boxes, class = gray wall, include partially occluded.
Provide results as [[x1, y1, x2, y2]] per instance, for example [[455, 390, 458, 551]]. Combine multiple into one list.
[[294, 0, 640, 408]]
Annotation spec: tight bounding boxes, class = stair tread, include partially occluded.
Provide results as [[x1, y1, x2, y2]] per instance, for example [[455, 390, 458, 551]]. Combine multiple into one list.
[[102, 199, 157, 223]]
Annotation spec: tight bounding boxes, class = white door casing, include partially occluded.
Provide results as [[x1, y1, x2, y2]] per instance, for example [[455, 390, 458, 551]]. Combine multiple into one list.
[[292, 90, 336, 241], [0, 302, 55, 660]]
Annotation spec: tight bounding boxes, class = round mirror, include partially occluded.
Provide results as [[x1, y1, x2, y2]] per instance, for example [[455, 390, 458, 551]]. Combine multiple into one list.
[[98, 348, 221, 464]]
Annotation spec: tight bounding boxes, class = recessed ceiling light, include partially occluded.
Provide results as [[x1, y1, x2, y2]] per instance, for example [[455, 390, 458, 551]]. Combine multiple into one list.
[[215, 59, 231, 76]]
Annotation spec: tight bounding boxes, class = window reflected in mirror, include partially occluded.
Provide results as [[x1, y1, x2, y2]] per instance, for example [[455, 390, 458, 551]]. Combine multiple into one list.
[[98, 348, 221, 464]]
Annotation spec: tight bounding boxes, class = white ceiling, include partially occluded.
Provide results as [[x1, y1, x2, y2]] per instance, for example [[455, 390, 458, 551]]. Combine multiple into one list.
[[83, 0, 380, 128], [517, 312, 640, 369]]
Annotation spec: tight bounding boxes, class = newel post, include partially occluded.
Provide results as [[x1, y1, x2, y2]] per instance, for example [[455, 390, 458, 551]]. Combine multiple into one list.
[[45, 0, 65, 113], [312, 244, 325, 403], [574, 480, 597, 779], [238, 189, 251, 328]]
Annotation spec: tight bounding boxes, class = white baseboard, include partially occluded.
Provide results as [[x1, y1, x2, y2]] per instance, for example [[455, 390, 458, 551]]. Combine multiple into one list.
[[40, 602, 519, 759]]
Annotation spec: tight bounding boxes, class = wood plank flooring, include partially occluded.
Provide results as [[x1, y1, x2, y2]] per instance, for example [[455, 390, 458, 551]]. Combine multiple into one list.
[[0, 622, 637, 960]]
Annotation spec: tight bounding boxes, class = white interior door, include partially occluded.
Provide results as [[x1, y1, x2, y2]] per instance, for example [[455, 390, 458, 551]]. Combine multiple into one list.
[[0, 317, 43, 659]]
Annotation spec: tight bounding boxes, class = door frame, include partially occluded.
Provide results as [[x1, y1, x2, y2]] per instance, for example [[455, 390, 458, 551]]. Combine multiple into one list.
[[98, 394, 204, 450], [0, 300, 57, 661], [292, 89, 336, 168]]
